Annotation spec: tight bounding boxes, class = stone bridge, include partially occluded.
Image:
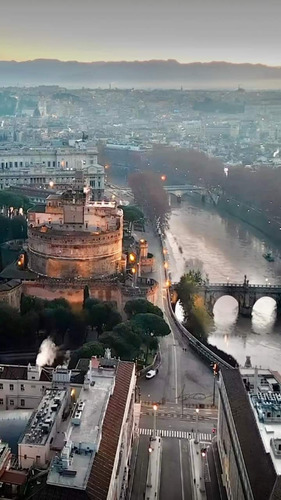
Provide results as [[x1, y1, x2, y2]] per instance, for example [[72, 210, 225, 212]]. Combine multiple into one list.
[[197, 277, 281, 317], [163, 184, 207, 201]]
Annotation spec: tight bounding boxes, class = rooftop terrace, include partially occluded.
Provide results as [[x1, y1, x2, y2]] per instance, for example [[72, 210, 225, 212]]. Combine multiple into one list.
[[47, 364, 116, 490]]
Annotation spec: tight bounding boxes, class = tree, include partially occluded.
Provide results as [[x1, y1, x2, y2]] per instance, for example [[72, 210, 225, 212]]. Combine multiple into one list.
[[132, 313, 170, 337], [83, 285, 90, 308], [119, 205, 144, 234], [87, 302, 121, 336], [0, 304, 22, 350], [20, 295, 45, 315], [47, 298, 71, 310], [175, 270, 206, 320], [124, 298, 163, 319], [128, 172, 169, 228], [69, 341, 104, 368], [84, 297, 101, 311]]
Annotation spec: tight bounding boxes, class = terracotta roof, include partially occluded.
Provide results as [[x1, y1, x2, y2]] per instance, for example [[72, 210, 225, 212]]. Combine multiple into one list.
[[0, 365, 27, 380], [1, 469, 28, 486], [86, 361, 134, 500], [221, 368, 277, 500]]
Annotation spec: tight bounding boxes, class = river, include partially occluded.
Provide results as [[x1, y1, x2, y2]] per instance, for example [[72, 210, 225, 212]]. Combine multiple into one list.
[[165, 197, 281, 370]]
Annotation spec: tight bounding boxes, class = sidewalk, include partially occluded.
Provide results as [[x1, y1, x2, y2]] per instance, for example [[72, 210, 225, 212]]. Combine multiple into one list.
[[189, 439, 207, 500]]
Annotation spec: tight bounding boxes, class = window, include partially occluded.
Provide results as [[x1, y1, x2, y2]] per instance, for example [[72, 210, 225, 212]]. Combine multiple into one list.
[[20, 399, 25, 407], [0, 383, 3, 390], [9, 384, 14, 391], [20, 384, 25, 391], [48, 161, 51, 167], [0, 399, 3, 405], [14, 162, 18, 168], [10, 400, 14, 406], [24, 454, 27, 460]]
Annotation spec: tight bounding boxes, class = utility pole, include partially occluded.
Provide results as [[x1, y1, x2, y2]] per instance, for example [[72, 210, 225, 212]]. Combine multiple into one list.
[[212, 363, 219, 407], [180, 384, 185, 417], [195, 408, 199, 444]]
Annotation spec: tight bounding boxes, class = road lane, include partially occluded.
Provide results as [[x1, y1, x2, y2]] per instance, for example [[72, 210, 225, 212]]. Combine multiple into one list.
[[160, 438, 192, 500], [130, 436, 150, 500]]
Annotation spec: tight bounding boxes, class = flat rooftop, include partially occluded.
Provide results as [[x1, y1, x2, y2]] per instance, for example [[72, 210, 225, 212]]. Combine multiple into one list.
[[250, 390, 281, 475], [47, 367, 115, 490], [19, 389, 66, 446]]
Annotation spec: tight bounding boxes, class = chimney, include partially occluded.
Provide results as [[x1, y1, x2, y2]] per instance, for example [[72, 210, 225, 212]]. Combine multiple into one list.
[[91, 357, 100, 370]]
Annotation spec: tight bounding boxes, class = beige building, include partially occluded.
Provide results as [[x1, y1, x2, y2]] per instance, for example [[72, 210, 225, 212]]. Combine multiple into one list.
[[27, 188, 124, 278], [0, 147, 105, 200], [0, 364, 52, 411], [19, 357, 138, 500]]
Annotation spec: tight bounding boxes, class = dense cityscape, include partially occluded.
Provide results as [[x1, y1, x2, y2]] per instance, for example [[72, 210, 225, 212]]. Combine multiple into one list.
[[1, 0, 281, 499]]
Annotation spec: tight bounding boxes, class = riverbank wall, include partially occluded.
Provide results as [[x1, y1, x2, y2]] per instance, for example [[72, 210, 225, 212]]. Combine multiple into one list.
[[215, 195, 281, 246]]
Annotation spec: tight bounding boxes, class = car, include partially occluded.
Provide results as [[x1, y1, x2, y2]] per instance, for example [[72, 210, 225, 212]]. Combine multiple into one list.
[[145, 369, 158, 379]]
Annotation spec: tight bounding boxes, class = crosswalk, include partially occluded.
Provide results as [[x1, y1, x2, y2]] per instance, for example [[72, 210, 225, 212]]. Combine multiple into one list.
[[139, 428, 212, 442]]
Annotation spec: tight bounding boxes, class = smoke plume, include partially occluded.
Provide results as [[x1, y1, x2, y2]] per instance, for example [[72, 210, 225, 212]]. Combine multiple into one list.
[[36, 337, 58, 367]]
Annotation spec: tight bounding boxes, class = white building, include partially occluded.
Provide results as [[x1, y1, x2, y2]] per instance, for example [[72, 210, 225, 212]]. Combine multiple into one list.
[[26, 357, 138, 500], [0, 364, 52, 411], [0, 146, 105, 200]]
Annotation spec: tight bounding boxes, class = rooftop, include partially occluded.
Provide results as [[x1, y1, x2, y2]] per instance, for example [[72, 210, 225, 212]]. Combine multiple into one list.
[[221, 368, 277, 500], [47, 363, 116, 490], [37, 360, 135, 500], [20, 389, 66, 447]]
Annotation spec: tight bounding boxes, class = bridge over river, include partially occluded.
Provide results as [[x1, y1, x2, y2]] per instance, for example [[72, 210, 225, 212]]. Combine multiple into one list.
[[197, 276, 281, 317], [163, 184, 207, 198]]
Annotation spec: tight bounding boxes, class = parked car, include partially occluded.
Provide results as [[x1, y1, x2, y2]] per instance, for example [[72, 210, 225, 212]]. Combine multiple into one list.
[[145, 369, 158, 379]]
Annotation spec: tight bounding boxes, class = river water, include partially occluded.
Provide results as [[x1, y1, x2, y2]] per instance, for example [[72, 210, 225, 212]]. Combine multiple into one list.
[[166, 197, 281, 370]]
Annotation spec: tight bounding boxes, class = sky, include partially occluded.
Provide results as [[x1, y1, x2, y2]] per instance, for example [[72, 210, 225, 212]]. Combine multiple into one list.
[[1, 0, 281, 66]]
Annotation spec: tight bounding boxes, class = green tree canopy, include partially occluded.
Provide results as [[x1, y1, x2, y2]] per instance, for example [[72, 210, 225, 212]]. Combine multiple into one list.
[[86, 301, 121, 336], [175, 270, 206, 318], [119, 205, 144, 223], [132, 313, 170, 337], [124, 298, 163, 319]]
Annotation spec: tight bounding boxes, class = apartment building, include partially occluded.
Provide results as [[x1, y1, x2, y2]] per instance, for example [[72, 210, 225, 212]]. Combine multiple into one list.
[[217, 368, 281, 500]]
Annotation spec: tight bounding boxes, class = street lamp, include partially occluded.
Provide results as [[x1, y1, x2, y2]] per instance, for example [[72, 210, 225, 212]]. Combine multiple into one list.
[[129, 252, 136, 263], [153, 404, 158, 438], [195, 408, 199, 444]]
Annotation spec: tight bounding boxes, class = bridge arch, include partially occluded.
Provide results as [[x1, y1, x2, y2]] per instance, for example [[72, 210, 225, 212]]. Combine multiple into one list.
[[213, 295, 239, 327], [252, 296, 277, 334]]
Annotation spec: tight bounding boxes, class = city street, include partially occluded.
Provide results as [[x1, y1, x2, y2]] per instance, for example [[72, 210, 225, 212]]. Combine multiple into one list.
[[130, 223, 219, 500], [134, 224, 214, 407]]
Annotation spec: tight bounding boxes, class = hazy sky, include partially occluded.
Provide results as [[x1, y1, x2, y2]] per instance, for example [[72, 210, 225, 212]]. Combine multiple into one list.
[[1, 0, 281, 65]]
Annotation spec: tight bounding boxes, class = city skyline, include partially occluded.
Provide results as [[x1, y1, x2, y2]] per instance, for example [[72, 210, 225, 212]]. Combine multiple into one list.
[[2, 0, 281, 66]]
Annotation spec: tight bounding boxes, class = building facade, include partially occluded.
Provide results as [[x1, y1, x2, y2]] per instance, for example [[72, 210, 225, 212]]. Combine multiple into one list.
[[217, 368, 281, 500], [0, 279, 22, 310], [0, 364, 52, 411], [0, 147, 105, 200], [27, 188, 124, 278], [19, 357, 137, 500]]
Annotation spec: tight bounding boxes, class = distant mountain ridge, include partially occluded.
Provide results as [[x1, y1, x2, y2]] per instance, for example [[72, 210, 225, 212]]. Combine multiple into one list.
[[1, 59, 281, 89]]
